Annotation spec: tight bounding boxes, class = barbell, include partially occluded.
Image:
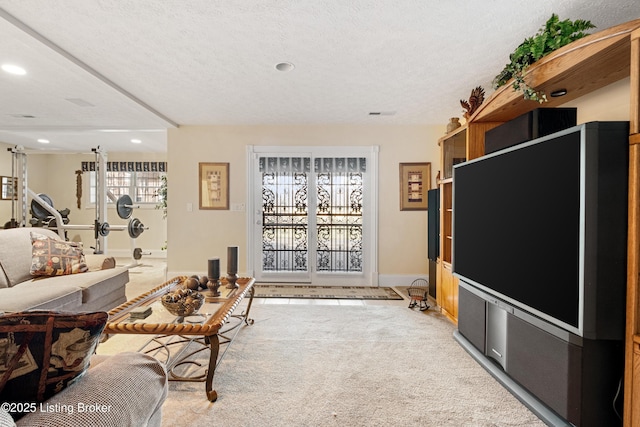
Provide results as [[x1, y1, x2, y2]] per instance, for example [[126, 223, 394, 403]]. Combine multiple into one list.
[[46, 218, 146, 239], [31, 193, 146, 238]]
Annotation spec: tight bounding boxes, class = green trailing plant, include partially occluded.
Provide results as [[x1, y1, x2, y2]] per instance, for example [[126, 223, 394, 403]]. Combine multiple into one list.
[[156, 174, 167, 218], [156, 174, 167, 250], [492, 14, 595, 103]]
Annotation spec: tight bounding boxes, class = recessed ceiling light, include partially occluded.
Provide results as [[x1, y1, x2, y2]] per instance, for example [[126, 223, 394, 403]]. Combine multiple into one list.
[[2, 64, 26, 75], [275, 62, 295, 72], [550, 89, 568, 97], [368, 111, 396, 116], [37, 139, 49, 144], [131, 139, 142, 144]]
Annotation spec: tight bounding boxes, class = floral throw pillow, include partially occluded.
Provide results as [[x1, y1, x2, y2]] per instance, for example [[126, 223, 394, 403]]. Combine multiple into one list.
[[0, 311, 108, 420], [30, 232, 88, 276]]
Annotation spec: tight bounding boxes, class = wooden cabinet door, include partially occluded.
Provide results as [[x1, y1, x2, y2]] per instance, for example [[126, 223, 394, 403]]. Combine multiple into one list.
[[440, 265, 458, 323]]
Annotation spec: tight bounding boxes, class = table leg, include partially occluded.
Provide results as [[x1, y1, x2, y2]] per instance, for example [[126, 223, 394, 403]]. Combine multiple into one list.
[[205, 334, 220, 402], [243, 286, 255, 325]]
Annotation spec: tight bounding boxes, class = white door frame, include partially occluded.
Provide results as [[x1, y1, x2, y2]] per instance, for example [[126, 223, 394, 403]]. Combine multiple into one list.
[[246, 145, 379, 286]]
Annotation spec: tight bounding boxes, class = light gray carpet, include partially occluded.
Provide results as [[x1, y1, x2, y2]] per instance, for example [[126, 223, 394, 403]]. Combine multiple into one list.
[[156, 304, 545, 427]]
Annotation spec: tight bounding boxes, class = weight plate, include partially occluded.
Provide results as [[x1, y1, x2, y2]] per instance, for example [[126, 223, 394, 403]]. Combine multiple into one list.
[[116, 194, 133, 219], [133, 247, 142, 260], [99, 222, 110, 237], [31, 194, 54, 220], [128, 218, 145, 239]]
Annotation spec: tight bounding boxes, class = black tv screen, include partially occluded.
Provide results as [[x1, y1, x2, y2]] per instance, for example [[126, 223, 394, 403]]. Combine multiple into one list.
[[453, 122, 629, 338]]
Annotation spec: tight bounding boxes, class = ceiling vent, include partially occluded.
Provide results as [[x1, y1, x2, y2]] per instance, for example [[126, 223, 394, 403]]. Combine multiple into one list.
[[369, 111, 396, 116]]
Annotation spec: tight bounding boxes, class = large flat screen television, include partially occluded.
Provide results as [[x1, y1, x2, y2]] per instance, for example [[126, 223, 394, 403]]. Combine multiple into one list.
[[453, 121, 629, 340]]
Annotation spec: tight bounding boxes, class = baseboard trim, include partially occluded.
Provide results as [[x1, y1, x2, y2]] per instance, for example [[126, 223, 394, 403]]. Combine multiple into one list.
[[163, 272, 430, 287], [378, 274, 430, 288]]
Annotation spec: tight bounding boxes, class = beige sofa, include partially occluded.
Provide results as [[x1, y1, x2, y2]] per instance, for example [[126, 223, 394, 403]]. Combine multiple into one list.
[[0, 230, 168, 426], [0, 352, 168, 427], [0, 227, 129, 313]]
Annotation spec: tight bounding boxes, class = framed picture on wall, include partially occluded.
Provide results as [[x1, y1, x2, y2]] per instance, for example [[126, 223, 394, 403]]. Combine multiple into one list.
[[399, 162, 431, 211], [199, 162, 229, 210]]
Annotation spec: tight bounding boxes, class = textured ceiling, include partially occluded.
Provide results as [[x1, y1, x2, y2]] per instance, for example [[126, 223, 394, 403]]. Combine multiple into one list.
[[0, 1, 639, 153]]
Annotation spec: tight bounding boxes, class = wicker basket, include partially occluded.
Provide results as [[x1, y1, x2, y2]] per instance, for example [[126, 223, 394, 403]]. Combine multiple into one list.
[[161, 290, 204, 317]]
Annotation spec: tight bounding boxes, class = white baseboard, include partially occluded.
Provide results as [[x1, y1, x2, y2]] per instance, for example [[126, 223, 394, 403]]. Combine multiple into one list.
[[163, 272, 430, 287], [378, 274, 430, 287]]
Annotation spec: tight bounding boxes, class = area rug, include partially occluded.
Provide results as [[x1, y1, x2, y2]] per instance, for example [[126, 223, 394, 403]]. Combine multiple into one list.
[[253, 284, 402, 299]]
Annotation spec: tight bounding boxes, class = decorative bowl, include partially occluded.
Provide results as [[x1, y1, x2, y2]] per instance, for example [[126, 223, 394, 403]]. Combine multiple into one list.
[[161, 289, 204, 317]]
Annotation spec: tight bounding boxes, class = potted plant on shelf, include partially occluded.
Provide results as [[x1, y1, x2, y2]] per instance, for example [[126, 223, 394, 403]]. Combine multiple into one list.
[[492, 14, 595, 103]]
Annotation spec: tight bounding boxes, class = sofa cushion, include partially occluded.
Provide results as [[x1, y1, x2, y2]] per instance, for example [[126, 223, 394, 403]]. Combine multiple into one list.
[[0, 228, 62, 287], [0, 408, 15, 427], [0, 311, 108, 420], [15, 352, 168, 427], [0, 285, 82, 313], [19, 267, 128, 305], [30, 232, 88, 276]]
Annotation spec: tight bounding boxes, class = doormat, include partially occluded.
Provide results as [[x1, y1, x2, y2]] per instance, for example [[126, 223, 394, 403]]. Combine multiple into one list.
[[254, 284, 403, 300]]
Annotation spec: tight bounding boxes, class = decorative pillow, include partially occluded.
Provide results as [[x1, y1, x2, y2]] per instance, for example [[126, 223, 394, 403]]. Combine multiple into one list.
[[30, 232, 88, 276], [0, 311, 108, 420]]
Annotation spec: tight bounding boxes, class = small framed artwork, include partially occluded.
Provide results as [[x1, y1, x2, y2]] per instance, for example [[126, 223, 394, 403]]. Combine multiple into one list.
[[399, 162, 431, 211], [199, 163, 229, 210]]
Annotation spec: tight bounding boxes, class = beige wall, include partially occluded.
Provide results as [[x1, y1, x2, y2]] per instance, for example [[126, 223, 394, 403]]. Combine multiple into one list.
[[166, 125, 443, 280], [0, 78, 629, 280], [0, 142, 15, 224], [165, 76, 631, 280], [561, 77, 630, 123]]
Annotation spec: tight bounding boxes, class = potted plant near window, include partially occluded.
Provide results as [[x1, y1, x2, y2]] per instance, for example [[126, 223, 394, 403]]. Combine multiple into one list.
[[156, 175, 167, 249]]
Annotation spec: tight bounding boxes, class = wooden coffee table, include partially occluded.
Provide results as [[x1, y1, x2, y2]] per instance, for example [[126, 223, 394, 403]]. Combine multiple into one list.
[[104, 276, 255, 401]]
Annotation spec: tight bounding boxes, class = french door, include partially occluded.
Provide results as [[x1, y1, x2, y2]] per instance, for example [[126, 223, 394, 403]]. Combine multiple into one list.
[[247, 146, 378, 286]]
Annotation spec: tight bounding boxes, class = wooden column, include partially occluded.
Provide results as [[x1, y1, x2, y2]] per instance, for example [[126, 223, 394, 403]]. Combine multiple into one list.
[[624, 27, 640, 427]]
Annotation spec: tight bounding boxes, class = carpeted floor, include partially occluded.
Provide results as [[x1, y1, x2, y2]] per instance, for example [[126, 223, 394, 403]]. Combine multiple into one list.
[[98, 262, 544, 426], [98, 302, 545, 426], [160, 304, 544, 426], [254, 284, 403, 299]]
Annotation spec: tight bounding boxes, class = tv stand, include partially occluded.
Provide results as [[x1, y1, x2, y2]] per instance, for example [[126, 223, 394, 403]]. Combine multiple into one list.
[[458, 282, 624, 427], [454, 330, 572, 427]]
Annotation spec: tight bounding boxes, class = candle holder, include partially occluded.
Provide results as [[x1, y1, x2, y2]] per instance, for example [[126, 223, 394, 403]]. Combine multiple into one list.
[[226, 246, 239, 289], [207, 257, 221, 296], [207, 278, 221, 297], [226, 273, 238, 289]]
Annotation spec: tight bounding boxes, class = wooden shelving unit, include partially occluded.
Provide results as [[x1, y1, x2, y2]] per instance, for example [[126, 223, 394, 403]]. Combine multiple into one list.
[[436, 126, 465, 323], [435, 18, 640, 425]]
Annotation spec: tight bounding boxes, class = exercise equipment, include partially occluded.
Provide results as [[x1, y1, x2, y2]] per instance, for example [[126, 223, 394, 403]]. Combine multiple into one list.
[[30, 194, 55, 220], [29, 194, 147, 239], [116, 194, 134, 219], [8, 145, 150, 264]]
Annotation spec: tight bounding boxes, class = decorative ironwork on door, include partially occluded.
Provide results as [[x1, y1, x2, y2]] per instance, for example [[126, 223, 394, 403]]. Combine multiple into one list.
[[260, 156, 365, 274], [315, 157, 364, 272], [261, 157, 309, 272]]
